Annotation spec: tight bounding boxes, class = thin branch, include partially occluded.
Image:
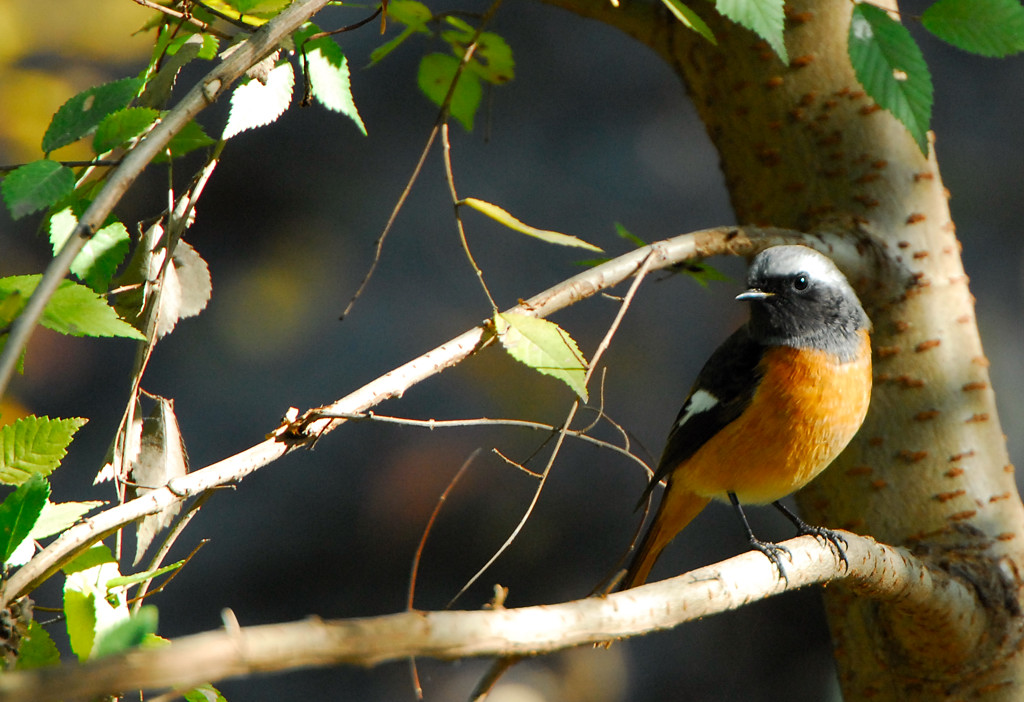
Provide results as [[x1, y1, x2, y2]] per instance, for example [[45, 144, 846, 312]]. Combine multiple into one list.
[[317, 411, 649, 471], [442, 123, 498, 310], [0, 225, 827, 608], [339, 0, 505, 319], [0, 0, 332, 399], [129, 0, 234, 39], [0, 533, 986, 702]]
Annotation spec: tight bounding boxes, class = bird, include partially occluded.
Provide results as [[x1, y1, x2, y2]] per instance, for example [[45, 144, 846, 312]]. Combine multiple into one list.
[[621, 244, 872, 589]]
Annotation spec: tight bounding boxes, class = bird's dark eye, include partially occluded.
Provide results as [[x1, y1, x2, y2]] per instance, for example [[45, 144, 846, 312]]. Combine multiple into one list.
[[793, 274, 809, 291]]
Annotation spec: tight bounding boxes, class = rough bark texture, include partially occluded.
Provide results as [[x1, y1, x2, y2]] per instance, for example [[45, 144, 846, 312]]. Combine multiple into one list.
[[541, 0, 1024, 699]]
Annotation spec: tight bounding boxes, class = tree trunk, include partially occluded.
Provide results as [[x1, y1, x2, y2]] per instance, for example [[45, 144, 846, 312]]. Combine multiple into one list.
[[541, 0, 1024, 698]]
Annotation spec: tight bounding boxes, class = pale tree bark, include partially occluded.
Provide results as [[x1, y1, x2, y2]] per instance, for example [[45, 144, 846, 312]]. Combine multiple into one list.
[[538, 0, 1024, 699]]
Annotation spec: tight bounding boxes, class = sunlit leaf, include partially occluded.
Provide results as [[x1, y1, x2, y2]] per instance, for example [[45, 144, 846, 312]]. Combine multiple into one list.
[[661, 0, 716, 43], [294, 24, 366, 134], [16, 621, 61, 670], [494, 312, 589, 401], [222, 59, 294, 139], [0, 416, 88, 485], [460, 198, 603, 251], [92, 107, 160, 153], [50, 209, 131, 292]]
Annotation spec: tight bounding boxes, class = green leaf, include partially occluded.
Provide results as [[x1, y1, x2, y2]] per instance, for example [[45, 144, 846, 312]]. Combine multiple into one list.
[[679, 261, 731, 287], [417, 53, 482, 131], [0, 473, 50, 562], [460, 198, 603, 251], [63, 588, 96, 660], [0, 416, 88, 485], [93, 606, 159, 658], [294, 24, 366, 134], [494, 312, 589, 401], [63, 543, 116, 575], [0, 276, 144, 339], [222, 60, 294, 139], [184, 684, 228, 702], [107, 559, 184, 589], [51, 209, 131, 292], [371, 0, 433, 65], [1, 160, 75, 220], [922, 0, 1024, 57], [16, 621, 61, 670], [849, 4, 933, 152], [43, 77, 144, 153], [715, 0, 787, 63], [660, 0, 717, 43], [29, 500, 104, 539], [156, 120, 216, 162], [457, 32, 515, 85], [614, 222, 649, 248], [93, 107, 160, 153]]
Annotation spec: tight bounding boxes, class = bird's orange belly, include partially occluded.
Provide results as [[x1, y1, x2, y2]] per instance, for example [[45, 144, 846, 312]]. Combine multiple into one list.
[[678, 331, 871, 505]]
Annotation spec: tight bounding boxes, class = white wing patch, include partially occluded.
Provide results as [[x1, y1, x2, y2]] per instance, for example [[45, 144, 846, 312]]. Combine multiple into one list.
[[676, 389, 719, 428]]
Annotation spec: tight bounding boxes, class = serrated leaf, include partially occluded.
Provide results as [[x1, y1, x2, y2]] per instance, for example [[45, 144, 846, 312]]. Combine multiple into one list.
[[922, 0, 1024, 57], [63, 543, 116, 575], [0, 473, 50, 562], [93, 606, 158, 658], [715, 0, 787, 63], [131, 396, 188, 564], [63, 588, 96, 660], [494, 312, 589, 400], [460, 198, 603, 251], [51, 209, 131, 292], [0, 275, 144, 340], [294, 24, 366, 134], [417, 53, 482, 131], [222, 59, 294, 139], [93, 107, 160, 154], [141, 34, 218, 108], [16, 621, 61, 670], [660, 0, 717, 43], [1, 160, 75, 220], [43, 77, 144, 153], [0, 416, 88, 485], [849, 4, 933, 152]]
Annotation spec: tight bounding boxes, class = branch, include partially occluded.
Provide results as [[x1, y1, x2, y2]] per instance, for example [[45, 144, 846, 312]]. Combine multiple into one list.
[[0, 225, 832, 607], [0, 0, 331, 398], [0, 533, 985, 702]]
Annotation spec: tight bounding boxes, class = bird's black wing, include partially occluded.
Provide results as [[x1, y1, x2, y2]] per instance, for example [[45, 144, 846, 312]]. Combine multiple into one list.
[[638, 325, 765, 505]]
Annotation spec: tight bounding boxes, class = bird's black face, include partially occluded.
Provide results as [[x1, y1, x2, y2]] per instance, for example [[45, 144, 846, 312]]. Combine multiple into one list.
[[740, 246, 869, 360]]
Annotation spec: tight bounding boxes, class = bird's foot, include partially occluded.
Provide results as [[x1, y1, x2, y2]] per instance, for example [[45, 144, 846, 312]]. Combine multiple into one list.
[[749, 538, 792, 583], [796, 523, 850, 572]]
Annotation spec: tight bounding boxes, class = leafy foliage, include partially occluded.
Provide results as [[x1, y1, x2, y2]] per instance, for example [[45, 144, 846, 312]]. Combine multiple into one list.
[[0, 474, 50, 562], [0, 276, 145, 340]]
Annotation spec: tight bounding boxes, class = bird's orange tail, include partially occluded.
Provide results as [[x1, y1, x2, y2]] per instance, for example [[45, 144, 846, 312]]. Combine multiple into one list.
[[621, 487, 711, 590]]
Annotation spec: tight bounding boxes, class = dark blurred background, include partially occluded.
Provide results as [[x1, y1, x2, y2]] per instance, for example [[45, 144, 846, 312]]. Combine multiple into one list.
[[0, 0, 1021, 699]]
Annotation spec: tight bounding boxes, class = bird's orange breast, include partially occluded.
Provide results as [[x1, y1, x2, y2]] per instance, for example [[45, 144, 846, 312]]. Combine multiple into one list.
[[672, 330, 872, 505]]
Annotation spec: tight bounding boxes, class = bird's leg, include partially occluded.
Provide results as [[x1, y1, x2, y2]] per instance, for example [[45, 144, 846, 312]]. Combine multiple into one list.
[[728, 492, 791, 582], [771, 500, 849, 572]]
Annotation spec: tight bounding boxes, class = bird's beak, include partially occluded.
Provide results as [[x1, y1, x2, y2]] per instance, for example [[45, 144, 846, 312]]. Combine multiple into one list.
[[736, 289, 772, 301]]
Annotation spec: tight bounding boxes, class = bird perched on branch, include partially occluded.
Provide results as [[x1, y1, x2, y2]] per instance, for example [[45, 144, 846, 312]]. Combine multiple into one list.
[[622, 245, 872, 588]]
